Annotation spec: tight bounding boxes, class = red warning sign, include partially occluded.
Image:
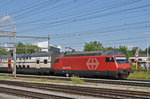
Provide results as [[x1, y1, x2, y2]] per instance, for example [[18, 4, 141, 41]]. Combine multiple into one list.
[[8, 59, 11, 71]]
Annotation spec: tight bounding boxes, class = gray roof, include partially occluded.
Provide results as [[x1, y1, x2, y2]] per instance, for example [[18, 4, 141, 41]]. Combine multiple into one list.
[[64, 51, 103, 57], [101, 50, 124, 56], [49, 46, 60, 52], [0, 52, 54, 59], [138, 54, 150, 57], [63, 50, 124, 57]]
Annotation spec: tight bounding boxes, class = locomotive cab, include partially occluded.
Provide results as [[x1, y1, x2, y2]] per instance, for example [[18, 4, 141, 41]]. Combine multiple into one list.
[[114, 56, 131, 79]]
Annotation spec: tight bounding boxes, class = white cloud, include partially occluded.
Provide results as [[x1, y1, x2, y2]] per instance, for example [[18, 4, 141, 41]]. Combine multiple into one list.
[[0, 14, 16, 31], [34, 41, 61, 52], [127, 45, 134, 49]]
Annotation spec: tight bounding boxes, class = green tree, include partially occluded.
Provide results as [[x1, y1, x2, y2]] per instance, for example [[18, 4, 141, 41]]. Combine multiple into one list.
[[83, 41, 148, 58], [116, 45, 131, 57], [105, 46, 114, 50], [84, 41, 104, 51], [16, 42, 40, 54], [130, 47, 145, 57], [139, 48, 146, 54], [26, 44, 41, 53], [131, 47, 138, 54], [129, 47, 139, 57], [145, 46, 150, 55], [148, 57, 150, 61], [0, 48, 9, 55], [16, 42, 26, 54]]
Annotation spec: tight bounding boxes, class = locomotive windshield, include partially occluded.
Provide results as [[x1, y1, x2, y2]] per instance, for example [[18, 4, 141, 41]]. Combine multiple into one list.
[[115, 57, 129, 63]]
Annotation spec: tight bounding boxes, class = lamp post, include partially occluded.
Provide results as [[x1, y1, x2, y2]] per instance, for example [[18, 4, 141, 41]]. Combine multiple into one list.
[[145, 33, 149, 70]]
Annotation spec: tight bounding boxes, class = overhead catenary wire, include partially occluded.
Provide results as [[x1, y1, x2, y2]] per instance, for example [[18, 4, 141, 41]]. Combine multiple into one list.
[[9, 0, 58, 15], [1, 7, 150, 33], [61, 39, 146, 48], [16, 3, 150, 33], [0, 0, 142, 27], [16, 19, 150, 39], [0, 0, 146, 38], [0, 0, 150, 51]]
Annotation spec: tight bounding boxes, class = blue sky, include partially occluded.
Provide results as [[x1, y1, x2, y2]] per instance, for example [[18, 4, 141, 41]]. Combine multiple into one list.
[[0, 0, 150, 51]]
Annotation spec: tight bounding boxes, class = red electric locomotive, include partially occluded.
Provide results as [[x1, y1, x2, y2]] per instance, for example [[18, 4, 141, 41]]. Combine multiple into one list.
[[53, 50, 132, 79]]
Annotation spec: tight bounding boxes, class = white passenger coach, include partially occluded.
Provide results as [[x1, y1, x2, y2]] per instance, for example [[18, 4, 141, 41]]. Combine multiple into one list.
[[0, 52, 59, 74]]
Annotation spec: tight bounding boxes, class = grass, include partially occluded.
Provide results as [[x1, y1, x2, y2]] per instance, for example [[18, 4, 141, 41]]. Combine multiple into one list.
[[0, 75, 72, 84], [71, 75, 84, 84], [27, 78, 49, 82], [27, 78, 71, 84], [0, 75, 12, 79], [27, 76, 85, 85], [128, 70, 150, 79], [135, 87, 149, 90], [50, 80, 70, 84]]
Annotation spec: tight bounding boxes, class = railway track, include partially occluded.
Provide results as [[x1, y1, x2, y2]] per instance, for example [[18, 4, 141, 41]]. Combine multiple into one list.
[[0, 73, 150, 87], [11, 74, 150, 87], [0, 86, 73, 99], [126, 79, 150, 82], [0, 80, 150, 99]]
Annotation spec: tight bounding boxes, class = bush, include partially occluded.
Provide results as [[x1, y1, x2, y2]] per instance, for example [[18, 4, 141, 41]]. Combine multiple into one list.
[[130, 64, 145, 71], [71, 75, 84, 84]]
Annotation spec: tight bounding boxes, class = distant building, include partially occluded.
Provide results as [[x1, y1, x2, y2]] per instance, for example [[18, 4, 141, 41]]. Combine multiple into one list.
[[49, 46, 60, 53], [129, 54, 150, 69], [36, 41, 60, 53]]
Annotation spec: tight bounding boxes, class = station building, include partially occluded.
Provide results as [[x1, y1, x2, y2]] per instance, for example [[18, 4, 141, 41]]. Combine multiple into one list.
[[129, 54, 150, 69]]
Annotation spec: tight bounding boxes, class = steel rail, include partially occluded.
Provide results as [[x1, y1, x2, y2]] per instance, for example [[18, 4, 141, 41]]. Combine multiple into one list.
[[0, 80, 149, 99], [0, 86, 73, 99], [0, 73, 150, 87], [15, 74, 150, 87]]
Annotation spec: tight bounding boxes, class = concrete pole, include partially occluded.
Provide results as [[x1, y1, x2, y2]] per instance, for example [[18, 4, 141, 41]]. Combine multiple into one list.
[[36, 37, 38, 53], [136, 59, 137, 70], [146, 33, 149, 70], [48, 34, 50, 52], [36, 37, 38, 46], [14, 26, 16, 78]]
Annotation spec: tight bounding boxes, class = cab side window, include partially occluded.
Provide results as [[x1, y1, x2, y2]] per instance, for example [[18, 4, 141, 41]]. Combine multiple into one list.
[[54, 59, 59, 63], [106, 57, 114, 62], [44, 59, 47, 64]]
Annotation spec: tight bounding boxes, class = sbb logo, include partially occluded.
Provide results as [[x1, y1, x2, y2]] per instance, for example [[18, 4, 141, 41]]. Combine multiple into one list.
[[86, 58, 99, 70]]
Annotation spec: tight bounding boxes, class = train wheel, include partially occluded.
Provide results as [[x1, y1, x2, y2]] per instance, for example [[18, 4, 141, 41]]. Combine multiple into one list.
[[118, 74, 126, 80]]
